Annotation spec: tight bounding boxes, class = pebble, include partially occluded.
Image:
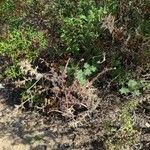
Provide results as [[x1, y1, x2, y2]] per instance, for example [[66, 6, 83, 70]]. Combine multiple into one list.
[[0, 83, 4, 89], [0, 112, 3, 117]]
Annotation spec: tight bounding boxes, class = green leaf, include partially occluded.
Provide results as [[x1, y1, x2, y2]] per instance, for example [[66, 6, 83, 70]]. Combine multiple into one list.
[[76, 70, 83, 77], [127, 80, 138, 89], [133, 90, 141, 96], [84, 69, 92, 76], [90, 66, 97, 72], [84, 63, 90, 69], [78, 77, 86, 85], [80, 15, 87, 21], [76, 69, 86, 85], [119, 87, 130, 95]]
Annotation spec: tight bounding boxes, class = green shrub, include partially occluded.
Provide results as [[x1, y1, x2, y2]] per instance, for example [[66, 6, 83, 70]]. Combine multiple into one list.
[[0, 27, 46, 78], [0, 0, 27, 27], [0, 27, 46, 61], [59, 0, 109, 53]]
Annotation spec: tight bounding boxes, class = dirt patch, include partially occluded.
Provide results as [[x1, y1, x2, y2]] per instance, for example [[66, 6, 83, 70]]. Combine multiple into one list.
[[0, 88, 150, 149]]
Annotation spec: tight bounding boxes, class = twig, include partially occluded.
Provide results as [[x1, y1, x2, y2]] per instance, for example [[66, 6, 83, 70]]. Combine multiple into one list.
[[48, 110, 64, 114], [142, 73, 150, 77], [26, 75, 43, 93], [14, 98, 30, 110], [85, 67, 115, 88], [94, 52, 106, 64], [62, 57, 71, 77]]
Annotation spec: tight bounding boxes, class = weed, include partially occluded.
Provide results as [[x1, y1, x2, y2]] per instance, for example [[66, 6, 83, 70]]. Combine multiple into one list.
[[105, 100, 139, 150], [119, 79, 150, 97], [0, 1, 149, 148], [76, 63, 97, 85], [14, 59, 105, 119]]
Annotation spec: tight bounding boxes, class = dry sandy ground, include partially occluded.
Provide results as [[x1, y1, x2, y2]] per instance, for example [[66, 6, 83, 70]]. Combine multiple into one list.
[[0, 97, 30, 150], [0, 93, 52, 150], [0, 88, 150, 150], [0, 87, 106, 150], [0, 91, 85, 150], [0, 138, 30, 150]]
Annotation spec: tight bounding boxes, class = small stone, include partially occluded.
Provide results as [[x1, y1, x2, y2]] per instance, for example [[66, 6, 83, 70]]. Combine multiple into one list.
[[0, 83, 4, 89], [0, 112, 3, 117], [145, 122, 150, 128]]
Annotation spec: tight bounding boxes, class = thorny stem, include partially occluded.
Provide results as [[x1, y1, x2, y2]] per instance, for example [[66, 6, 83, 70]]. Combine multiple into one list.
[[14, 98, 30, 110], [26, 75, 43, 93]]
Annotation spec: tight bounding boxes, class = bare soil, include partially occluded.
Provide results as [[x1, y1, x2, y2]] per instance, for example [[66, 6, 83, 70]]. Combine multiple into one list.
[[0, 88, 150, 150]]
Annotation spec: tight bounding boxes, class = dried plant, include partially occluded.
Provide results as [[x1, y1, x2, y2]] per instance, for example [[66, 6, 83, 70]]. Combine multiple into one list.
[[15, 58, 113, 119]]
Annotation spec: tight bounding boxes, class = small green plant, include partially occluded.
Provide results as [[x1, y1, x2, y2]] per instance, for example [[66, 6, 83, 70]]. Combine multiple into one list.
[[76, 63, 96, 85], [119, 79, 150, 97], [120, 100, 138, 132], [105, 100, 138, 150], [4, 65, 22, 79], [119, 80, 140, 96], [119, 79, 140, 96], [0, 27, 46, 60]]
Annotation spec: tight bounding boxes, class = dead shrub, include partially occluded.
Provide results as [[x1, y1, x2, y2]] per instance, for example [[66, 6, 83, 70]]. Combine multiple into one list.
[[15, 58, 112, 119]]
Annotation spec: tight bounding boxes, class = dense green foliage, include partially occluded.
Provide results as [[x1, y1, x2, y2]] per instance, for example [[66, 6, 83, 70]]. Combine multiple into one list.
[[0, 1, 149, 149]]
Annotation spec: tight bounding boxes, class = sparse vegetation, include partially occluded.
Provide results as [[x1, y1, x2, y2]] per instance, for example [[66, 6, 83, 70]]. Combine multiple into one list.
[[0, 0, 149, 149]]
